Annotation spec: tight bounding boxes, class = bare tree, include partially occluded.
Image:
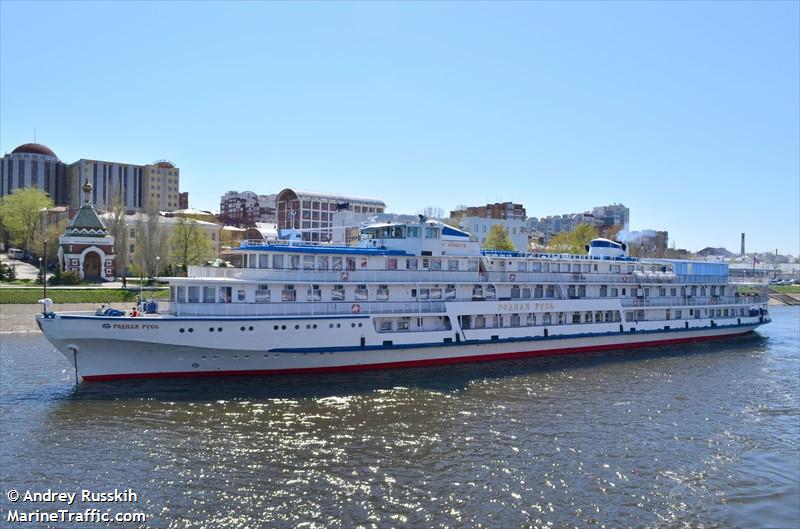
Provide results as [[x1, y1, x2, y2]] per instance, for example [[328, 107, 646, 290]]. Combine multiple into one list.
[[133, 205, 166, 278], [106, 190, 129, 279]]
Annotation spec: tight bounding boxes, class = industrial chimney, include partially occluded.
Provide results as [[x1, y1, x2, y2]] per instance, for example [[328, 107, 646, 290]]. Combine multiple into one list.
[[741, 233, 745, 256]]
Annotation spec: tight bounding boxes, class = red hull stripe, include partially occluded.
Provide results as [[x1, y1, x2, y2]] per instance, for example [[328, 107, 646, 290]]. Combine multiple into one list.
[[81, 330, 753, 382]]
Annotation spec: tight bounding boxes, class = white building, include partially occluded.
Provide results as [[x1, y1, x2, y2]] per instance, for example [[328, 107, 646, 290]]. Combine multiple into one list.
[[460, 217, 529, 252]]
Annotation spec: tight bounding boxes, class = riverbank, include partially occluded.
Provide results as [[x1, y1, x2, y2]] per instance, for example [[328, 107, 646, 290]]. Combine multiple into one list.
[[0, 288, 167, 304]]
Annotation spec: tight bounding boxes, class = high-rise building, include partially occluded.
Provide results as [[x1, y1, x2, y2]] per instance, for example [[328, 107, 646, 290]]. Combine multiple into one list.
[[276, 188, 386, 242], [1, 143, 69, 204], [67, 159, 145, 211], [179, 191, 189, 210], [143, 161, 180, 212], [220, 191, 276, 226]]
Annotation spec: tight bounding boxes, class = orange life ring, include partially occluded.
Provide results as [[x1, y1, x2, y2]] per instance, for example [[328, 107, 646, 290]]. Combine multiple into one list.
[[509, 273, 516, 282], [340, 271, 350, 281], [351, 303, 361, 314]]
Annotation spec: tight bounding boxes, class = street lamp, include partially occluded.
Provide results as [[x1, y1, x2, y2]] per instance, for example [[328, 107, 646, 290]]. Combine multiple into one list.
[[155, 256, 161, 284]]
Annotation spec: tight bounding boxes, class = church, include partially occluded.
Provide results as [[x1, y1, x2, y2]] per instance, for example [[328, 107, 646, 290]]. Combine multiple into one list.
[[58, 181, 115, 281]]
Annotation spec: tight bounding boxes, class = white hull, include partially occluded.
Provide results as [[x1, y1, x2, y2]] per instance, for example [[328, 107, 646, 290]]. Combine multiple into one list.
[[37, 312, 766, 381]]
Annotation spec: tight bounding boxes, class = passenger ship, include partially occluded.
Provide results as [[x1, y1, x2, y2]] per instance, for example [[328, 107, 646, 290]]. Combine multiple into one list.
[[37, 219, 770, 381]]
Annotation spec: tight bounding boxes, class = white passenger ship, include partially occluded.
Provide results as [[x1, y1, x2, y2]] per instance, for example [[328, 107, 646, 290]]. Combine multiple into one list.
[[38, 219, 770, 381]]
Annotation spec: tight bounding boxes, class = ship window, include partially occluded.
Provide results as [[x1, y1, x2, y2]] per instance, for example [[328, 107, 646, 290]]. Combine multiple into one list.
[[511, 314, 520, 327], [472, 285, 483, 298], [600, 285, 608, 297], [406, 258, 418, 270], [531, 262, 541, 272], [582, 264, 591, 272], [517, 262, 527, 272], [259, 254, 269, 268], [176, 286, 185, 302], [541, 263, 550, 272], [448, 260, 459, 271], [355, 285, 368, 301], [578, 285, 586, 297], [255, 285, 270, 303], [360, 257, 368, 268], [308, 284, 321, 301], [430, 259, 442, 271], [248, 254, 257, 268], [431, 288, 442, 300], [332, 257, 342, 270], [170, 286, 176, 302], [317, 256, 328, 270], [419, 288, 430, 300], [289, 255, 300, 270], [406, 227, 420, 238], [605, 311, 614, 322], [545, 286, 555, 298], [380, 321, 392, 331], [610, 287, 618, 297], [468, 259, 479, 272], [445, 285, 456, 299], [585, 312, 593, 323], [332, 285, 344, 301], [203, 287, 216, 303], [304, 256, 315, 270], [398, 318, 410, 330], [527, 313, 536, 326], [273, 254, 284, 269], [670, 287, 677, 297], [486, 285, 496, 299], [543, 313, 552, 325], [534, 285, 543, 298], [187, 286, 200, 303], [522, 287, 531, 298], [282, 285, 296, 302], [387, 258, 398, 270], [572, 313, 581, 324], [675, 309, 682, 319], [346, 258, 356, 271], [572, 264, 580, 272], [237, 289, 246, 302], [475, 315, 485, 329], [511, 285, 520, 299], [659, 287, 666, 297], [425, 227, 439, 239], [377, 285, 389, 300]]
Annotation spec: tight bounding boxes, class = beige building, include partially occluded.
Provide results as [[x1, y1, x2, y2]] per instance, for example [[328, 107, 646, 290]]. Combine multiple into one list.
[[102, 212, 221, 268], [143, 161, 180, 212]]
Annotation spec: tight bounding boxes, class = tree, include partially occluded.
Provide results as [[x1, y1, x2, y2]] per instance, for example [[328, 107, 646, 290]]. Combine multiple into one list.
[[133, 205, 167, 278], [106, 190, 129, 278], [482, 224, 516, 251], [0, 188, 53, 255], [547, 223, 599, 254], [169, 217, 213, 276], [31, 218, 68, 268]]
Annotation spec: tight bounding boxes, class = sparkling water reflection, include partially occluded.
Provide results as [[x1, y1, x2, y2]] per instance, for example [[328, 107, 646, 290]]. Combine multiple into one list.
[[1, 307, 798, 528]]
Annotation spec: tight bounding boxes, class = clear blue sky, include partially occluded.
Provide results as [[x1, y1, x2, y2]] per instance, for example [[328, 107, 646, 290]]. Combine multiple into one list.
[[2, 1, 798, 254]]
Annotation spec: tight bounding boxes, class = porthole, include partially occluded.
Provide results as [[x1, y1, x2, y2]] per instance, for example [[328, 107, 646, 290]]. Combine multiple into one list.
[[179, 328, 185, 333], [306, 324, 311, 330], [244, 355, 249, 359], [336, 323, 341, 328], [281, 325, 286, 330], [240, 326, 246, 331], [217, 327, 222, 332], [201, 355, 207, 359], [312, 324, 317, 329], [351, 323, 356, 328], [188, 328, 194, 333], [274, 325, 279, 330], [329, 323, 334, 328], [209, 327, 215, 332], [233, 354, 238, 358], [358, 323, 363, 327], [248, 326, 254, 331], [295, 325, 300, 330]]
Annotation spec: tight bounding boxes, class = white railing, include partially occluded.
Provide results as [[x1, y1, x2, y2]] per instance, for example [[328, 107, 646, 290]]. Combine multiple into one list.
[[186, 266, 728, 285], [620, 295, 767, 308], [166, 300, 447, 318]]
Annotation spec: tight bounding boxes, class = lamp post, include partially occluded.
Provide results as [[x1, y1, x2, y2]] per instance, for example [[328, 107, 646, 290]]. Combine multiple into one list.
[[43, 240, 47, 299], [155, 256, 161, 283]]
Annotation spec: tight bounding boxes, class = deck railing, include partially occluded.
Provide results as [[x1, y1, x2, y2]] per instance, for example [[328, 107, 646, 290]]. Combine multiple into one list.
[[187, 266, 729, 285]]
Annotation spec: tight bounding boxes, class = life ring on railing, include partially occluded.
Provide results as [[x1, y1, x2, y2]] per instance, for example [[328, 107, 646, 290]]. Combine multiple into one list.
[[623, 275, 628, 282], [509, 273, 516, 282], [351, 303, 361, 314], [340, 271, 350, 281]]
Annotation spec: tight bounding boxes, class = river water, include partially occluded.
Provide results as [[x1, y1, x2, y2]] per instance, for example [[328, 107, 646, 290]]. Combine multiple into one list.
[[1, 307, 798, 529]]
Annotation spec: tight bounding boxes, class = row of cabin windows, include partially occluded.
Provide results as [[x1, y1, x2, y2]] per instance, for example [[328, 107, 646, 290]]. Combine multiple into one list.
[[174, 284, 397, 303], [461, 310, 622, 329], [244, 254, 480, 272], [624, 307, 745, 322]]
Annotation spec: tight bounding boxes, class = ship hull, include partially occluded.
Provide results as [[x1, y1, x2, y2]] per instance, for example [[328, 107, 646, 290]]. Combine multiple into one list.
[[36, 313, 764, 381]]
